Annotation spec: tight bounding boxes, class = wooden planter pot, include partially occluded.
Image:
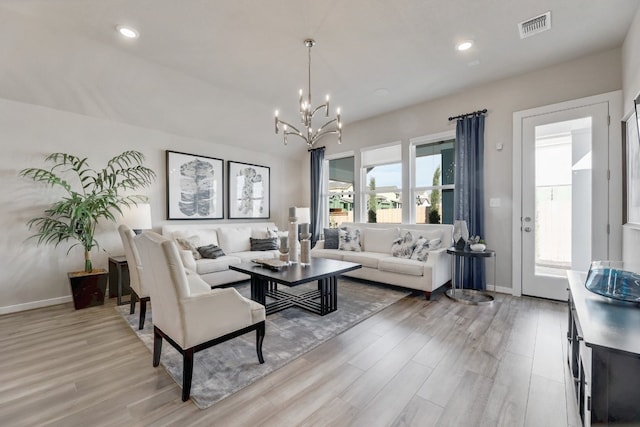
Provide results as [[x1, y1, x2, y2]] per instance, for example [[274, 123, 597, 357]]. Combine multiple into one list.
[[68, 269, 108, 309]]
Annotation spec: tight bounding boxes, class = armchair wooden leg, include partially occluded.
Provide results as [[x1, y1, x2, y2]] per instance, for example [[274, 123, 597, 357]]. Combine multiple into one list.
[[424, 291, 432, 300], [138, 297, 148, 330], [182, 348, 194, 402], [130, 290, 138, 315], [256, 321, 265, 364], [153, 326, 162, 367]]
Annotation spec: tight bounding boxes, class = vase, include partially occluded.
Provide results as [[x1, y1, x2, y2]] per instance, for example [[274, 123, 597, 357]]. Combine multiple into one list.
[[453, 220, 469, 250]]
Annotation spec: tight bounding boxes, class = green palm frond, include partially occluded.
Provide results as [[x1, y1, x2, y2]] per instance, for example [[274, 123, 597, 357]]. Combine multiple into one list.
[[20, 150, 156, 272]]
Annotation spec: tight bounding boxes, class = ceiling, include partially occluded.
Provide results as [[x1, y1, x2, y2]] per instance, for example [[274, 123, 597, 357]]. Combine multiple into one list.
[[1, 0, 638, 157]]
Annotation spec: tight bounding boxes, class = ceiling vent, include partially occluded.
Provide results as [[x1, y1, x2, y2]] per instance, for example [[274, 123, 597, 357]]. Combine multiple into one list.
[[519, 11, 551, 39]]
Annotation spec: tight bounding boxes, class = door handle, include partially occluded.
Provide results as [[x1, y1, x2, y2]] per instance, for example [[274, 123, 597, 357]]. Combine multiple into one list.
[[524, 227, 532, 232]]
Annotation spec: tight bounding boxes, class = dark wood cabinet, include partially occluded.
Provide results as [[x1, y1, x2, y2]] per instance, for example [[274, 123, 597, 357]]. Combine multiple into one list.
[[567, 271, 640, 426]]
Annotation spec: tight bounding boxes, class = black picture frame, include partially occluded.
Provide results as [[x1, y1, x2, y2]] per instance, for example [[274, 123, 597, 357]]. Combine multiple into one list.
[[166, 150, 224, 220], [227, 160, 270, 219]]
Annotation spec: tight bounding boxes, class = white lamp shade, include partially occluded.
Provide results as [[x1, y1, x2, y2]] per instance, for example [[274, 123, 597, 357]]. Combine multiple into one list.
[[295, 207, 311, 224], [118, 203, 152, 231]]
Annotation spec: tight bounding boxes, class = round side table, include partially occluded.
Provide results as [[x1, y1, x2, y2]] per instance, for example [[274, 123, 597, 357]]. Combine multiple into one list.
[[446, 247, 496, 305]]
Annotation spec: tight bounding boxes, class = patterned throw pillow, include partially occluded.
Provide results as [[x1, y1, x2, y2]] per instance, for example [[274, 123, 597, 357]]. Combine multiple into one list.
[[410, 237, 442, 262], [250, 237, 278, 251], [197, 244, 226, 259], [175, 235, 203, 260], [391, 231, 416, 259], [323, 228, 340, 249], [338, 227, 362, 252]]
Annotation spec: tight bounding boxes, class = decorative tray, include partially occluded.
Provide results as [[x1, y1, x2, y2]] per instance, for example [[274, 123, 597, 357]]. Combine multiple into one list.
[[251, 258, 288, 271]]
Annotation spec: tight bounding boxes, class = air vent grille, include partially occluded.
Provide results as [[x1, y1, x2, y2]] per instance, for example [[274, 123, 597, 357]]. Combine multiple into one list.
[[519, 11, 551, 39]]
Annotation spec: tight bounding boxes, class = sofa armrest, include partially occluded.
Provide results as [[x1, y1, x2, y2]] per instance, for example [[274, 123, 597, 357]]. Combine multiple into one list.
[[314, 239, 325, 250], [178, 249, 197, 272], [424, 247, 452, 289]]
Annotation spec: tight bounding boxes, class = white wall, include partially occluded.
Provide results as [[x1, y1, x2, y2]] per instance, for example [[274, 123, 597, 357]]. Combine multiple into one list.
[[1, 99, 302, 314], [622, 6, 640, 265], [311, 48, 623, 290]]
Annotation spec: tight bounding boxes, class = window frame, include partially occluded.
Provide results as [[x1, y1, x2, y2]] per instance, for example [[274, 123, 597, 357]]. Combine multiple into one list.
[[360, 141, 403, 224], [324, 151, 356, 228]]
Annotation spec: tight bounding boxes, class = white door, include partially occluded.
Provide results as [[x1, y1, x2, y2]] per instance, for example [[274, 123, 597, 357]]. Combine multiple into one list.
[[520, 102, 609, 300]]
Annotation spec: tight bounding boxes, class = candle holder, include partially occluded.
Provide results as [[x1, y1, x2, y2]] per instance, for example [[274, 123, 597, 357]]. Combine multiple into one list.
[[300, 223, 311, 266], [279, 236, 290, 264], [288, 215, 299, 264]]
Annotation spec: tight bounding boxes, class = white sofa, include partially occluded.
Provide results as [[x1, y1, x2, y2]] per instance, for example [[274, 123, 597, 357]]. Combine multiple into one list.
[[310, 222, 453, 299], [161, 222, 282, 287]]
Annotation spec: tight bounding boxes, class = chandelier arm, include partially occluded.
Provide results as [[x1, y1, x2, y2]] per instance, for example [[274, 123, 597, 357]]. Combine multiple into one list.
[[277, 119, 303, 136], [310, 103, 328, 117], [315, 117, 338, 134], [310, 130, 340, 146]]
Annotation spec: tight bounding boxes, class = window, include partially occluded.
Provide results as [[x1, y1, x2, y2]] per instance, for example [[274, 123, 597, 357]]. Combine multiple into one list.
[[327, 156, 354, 228], [413, 138, 455, 224], [362, 144, 402, 223]]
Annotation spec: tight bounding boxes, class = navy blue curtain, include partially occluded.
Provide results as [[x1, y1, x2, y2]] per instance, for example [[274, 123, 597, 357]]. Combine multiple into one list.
[[454, 115, 485, 289], [310, 147, 325, 246]]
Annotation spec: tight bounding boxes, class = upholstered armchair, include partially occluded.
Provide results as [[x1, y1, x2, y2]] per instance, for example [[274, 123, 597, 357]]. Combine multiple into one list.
[[134, 231, 266, 402], [118, 224, 151, 329]]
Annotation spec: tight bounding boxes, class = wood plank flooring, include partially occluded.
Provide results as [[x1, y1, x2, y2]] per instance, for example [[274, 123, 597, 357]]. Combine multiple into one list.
[[0, 288, 582, 427]]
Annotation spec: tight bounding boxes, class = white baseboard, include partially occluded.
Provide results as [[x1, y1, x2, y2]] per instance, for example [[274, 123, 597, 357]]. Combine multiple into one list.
[[489, 285, 513, 295], [0, 295, 72, 315]]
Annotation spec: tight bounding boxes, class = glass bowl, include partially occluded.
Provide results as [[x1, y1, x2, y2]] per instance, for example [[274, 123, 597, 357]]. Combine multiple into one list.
[[585, 261, 640, 303]]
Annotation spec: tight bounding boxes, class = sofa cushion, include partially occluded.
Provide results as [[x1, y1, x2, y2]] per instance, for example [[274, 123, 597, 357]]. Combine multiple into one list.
[[250, 237, 278, 251], [217, 227, 252, 253], [233, 250, 277, 263], [197, 244, 226, 259], [341, 252, 387, 268], [310, 248, 344, 261], [196, 255, 242, 275], [339, 227, 362, 252], [379, 257, 425, 276], [251, 226, 279, 239], [363, 227, 399, 254], [323, 228, 340, 249], [391, 231, 417, 259]]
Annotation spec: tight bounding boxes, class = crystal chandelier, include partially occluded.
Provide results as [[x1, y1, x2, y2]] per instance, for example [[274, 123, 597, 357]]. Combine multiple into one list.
[[274, 39, 342, 147]]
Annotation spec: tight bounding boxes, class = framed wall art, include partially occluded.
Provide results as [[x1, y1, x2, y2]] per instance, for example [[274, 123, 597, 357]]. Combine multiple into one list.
[[227, 160, 270, 219], [166, 150, 224, 220]]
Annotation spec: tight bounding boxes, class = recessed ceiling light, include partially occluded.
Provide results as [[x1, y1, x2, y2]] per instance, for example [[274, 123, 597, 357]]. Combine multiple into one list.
[[456, 41, 473, 51], [116, 25, 139, 39]]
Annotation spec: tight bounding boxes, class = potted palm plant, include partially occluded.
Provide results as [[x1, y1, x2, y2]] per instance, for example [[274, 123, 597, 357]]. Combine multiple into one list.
[[20, 150, 156, 309]]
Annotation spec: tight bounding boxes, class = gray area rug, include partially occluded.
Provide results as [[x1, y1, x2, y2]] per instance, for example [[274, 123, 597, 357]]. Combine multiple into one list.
[[116, 278, 410, 409]]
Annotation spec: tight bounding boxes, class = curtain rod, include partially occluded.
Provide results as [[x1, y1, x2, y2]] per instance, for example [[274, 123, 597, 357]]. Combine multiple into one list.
[[448, 109, 487, 121], [308, 146, 326, 152]]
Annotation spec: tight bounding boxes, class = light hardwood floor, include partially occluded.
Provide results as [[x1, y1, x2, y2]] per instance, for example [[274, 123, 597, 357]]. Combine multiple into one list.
[[0, 287, 582, 427]]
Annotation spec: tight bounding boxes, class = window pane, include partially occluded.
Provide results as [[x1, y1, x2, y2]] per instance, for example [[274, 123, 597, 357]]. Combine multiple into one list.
[[328, 156, 354, 228], [415, 140, 454, 187], [365, 163, 402, 189], [367, 194, 402, 223]]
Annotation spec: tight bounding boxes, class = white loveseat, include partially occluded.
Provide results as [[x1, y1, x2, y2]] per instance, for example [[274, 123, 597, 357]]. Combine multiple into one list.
[[310, 222, 453, 299], [161, 222, 281, 287]]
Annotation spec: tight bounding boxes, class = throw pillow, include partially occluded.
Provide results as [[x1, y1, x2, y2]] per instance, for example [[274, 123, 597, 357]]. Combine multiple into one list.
[[197, 244, 226, 259], [338, 227, 362, 252], [323, 228, 340, 249], [391, 231, 416, 259], [175, 235, 203, 260], [250, 237, 278, 251], [363, 227, 399, 253], [409, 237, 442, 262]]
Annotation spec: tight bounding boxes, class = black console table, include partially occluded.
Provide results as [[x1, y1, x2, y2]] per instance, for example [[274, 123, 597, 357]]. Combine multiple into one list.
[[567, 270, 640, 426], [108, 255, 131, 306]]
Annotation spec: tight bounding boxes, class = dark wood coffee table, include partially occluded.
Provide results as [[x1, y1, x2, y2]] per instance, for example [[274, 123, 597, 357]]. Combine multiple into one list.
[[229, 258, 361, 316]]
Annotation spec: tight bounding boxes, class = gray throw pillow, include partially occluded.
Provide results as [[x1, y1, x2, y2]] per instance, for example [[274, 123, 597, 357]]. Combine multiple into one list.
[[250, 237, 278, 251], [197, 244, 226, 259], [323, 228, 339, 249]]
